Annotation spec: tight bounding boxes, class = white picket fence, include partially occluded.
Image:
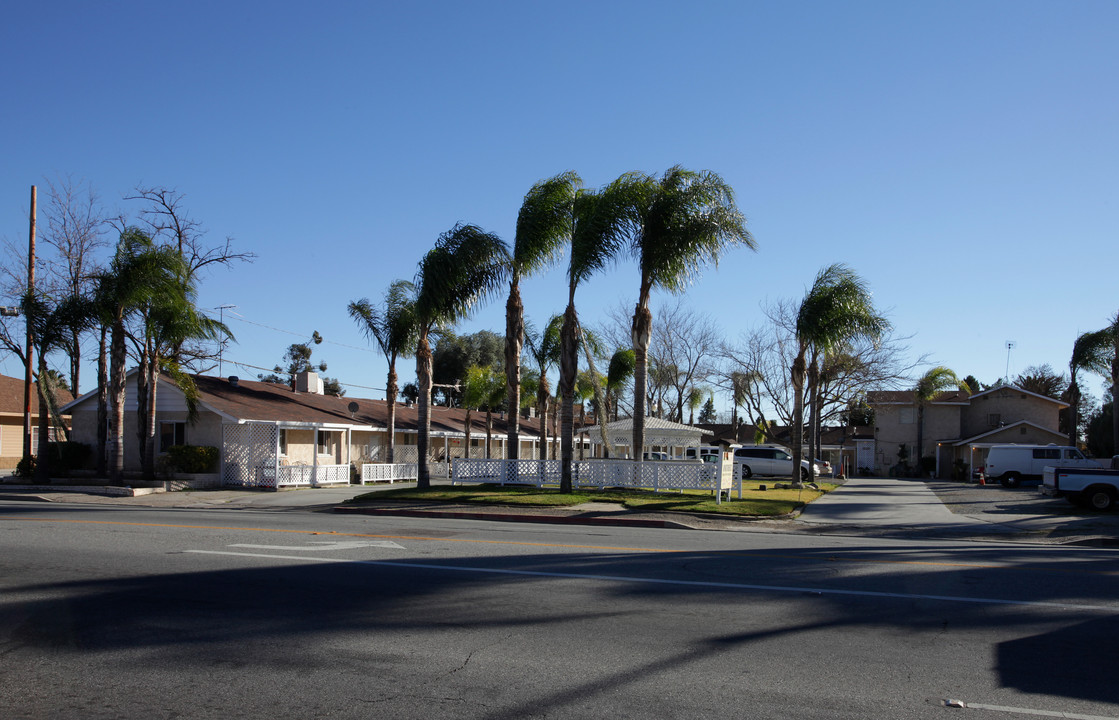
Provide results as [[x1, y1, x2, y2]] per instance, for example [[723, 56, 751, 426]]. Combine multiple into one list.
[[452, 458, 723, 495], [253, 463, 351, 489], [360, 461, 450, 484]]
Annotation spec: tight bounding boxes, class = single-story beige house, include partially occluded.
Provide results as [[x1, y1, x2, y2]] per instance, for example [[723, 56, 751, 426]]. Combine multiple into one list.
[[61, 371, 575, 486], [0, 373, 72, 470]]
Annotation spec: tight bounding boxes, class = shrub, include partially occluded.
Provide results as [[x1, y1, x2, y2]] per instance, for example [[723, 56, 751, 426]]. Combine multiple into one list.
[[165, 445, 219, 474], [15, 456, 34, 478], [47, 442, 92, 476]]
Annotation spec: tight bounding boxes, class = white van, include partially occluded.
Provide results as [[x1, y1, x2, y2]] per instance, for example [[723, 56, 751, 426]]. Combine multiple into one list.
[[983, 444, 1102, 488]]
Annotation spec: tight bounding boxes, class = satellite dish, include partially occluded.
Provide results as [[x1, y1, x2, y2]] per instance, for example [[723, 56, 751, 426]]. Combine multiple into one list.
[[347, 401, 359, 418]]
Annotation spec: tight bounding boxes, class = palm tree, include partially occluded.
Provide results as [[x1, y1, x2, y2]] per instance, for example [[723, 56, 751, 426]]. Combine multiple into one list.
[[20, 290, 94, 482], [413, 224, 509, 488], [605, 348, 636, 423], [462, 364, 504, 460], [913, 366, 970, 469], [790, 265, 888, 487], [1066, 330, 1111, 447], [137, 280, 229, 479], [504, 173, 579, 461], [95, 229, 187, 484], [686, 386, 707, 425], [620, 167, 754, 461], [524, 315, 563, 460], [348, 280, 418, 463], [558, 179, 634, 491]]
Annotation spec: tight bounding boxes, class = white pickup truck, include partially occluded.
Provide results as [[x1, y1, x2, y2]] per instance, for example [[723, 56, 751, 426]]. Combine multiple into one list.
[[1041, 464, 1119, 511]]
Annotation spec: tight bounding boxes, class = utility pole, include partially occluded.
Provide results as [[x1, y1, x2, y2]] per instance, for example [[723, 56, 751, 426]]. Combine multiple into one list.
[[23, 186, 36, 464]]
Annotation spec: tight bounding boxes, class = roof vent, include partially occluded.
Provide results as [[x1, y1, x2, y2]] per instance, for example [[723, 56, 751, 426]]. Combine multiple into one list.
[[229, 376, 240, 387]]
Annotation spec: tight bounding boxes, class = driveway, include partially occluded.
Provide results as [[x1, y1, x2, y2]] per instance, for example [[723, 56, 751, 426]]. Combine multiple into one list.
[[797, 476, 1119, 544]]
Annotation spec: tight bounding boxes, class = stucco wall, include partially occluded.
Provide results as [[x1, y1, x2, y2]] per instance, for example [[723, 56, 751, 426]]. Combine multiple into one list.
[[962, 389, 1060, 436], [874, 403, 962, 470]]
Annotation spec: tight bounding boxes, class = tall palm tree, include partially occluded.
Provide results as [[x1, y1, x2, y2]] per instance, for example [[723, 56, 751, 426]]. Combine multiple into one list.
[[558, 179, 634, 491], [95, 229, 187, 484], [505, 173, 579, 461], [524, 315, 563, 460], [791, 265, 888, 487], [348, 280, 418, 462], [620, 167, 754, 460], [913, 366, 970, 469], [1066, 329, 1111, 447], [413, 224, 509, 488]]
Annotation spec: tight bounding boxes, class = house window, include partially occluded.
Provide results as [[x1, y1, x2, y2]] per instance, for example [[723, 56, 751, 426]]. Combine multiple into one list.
[[278, 429, 288, 456], [899, 408, 915, 424], [30, 426, 59, 448], [160, 422, 186, 452], [317, 430, 338, 456], [987, 413, 1001, 428]]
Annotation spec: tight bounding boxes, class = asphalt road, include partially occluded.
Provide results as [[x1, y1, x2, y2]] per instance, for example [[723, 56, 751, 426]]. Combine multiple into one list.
[[3, 500, 1119, 719]]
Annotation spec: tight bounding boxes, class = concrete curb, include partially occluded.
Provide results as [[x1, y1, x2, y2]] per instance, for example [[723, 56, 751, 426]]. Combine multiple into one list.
[[333, 505, 696, 529], [0, 484, 162, 497]]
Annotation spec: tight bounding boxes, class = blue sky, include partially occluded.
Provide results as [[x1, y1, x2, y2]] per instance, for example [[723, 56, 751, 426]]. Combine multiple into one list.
[[2, 1, 1116, 412]]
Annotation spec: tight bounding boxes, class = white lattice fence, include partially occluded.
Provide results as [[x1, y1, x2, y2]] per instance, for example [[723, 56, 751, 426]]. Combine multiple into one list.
[[362, 463, 419, 484], [574, 460, 719, 491], [223, 423, 279, 488]]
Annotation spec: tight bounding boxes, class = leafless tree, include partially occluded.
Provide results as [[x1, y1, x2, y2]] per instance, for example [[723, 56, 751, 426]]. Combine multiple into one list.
[[0, 177, 108, 394], [598, 298, 720, 422], [122, 186, 255, 372], [718, 299, 921, 445]]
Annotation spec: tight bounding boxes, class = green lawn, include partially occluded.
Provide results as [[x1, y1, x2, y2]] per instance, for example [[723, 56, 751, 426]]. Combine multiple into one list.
[[345, 481, 837, 517]]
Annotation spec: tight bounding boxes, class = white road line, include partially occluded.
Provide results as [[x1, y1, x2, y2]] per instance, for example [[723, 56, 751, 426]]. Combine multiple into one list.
[[229, 541, 404, 551], [962, 702, 1119, 719], [182, 551, 1119, 612]]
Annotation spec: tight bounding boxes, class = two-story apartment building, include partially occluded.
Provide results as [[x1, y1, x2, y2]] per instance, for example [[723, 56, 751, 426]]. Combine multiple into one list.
[[868, 384, 1067, 478]]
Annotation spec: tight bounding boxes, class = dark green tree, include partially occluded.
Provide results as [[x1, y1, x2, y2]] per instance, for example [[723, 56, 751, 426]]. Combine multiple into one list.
[[697, 396, 717, 424]]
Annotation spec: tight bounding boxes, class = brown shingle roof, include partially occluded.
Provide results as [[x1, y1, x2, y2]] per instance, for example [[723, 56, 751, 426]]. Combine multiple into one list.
[[0, 373, 73, 416], [192, 375, 556, 436]]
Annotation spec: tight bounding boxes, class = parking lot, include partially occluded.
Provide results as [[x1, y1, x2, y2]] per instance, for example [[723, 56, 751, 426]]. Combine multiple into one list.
[[927, 480, 1119, 544]]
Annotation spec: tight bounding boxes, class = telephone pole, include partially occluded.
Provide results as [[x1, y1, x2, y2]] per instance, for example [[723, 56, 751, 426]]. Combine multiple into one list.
[[23, 186, 36, 463]]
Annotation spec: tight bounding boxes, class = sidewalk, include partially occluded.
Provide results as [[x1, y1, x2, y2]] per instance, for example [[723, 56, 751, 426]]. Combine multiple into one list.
[[3, 476, 1117, 544]]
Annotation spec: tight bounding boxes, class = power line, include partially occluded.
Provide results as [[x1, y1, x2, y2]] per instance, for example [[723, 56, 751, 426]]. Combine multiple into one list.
[[223, 359, 387, 394], [222, 312, 377, 353]]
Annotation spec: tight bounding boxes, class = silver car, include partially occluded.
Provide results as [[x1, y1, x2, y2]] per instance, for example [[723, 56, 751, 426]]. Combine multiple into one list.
[[733, 446, 825, 480]]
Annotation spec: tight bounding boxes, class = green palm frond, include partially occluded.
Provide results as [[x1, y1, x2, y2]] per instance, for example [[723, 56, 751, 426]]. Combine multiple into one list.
[[349, 279, 418, 362], [632, 166, 756, 295], [567, 180, 633, 291], [915, 365, 969, 404], [514, 171, 579, 276], [416, 224, 510, 330], [1071, 328, 1112, 378], [606, 348, 636, 392], [796, 263, 890, 352]]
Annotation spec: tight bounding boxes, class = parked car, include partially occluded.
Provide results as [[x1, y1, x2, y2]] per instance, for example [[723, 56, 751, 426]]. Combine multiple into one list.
[[733, 446, 825, 480], [985, 444, 1102, 488], [642, 452, 670, 461]]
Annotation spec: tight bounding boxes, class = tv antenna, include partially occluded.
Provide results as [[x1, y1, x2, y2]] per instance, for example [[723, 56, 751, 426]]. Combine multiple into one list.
[[1004, 340, 1016, 382]]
